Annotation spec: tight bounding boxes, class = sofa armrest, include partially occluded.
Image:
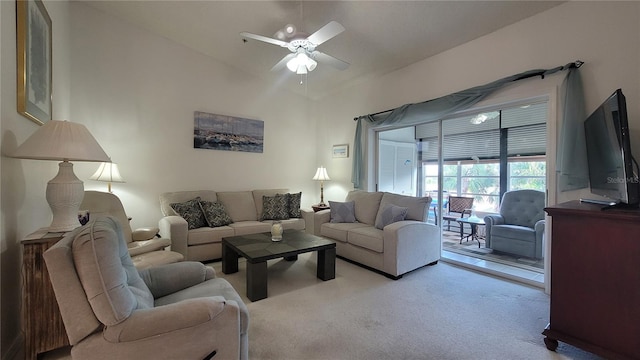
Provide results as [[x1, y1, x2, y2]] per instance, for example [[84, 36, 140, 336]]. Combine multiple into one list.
[[104, 297, 239, 342], [138, 261, 216, 298], [382, 221, 440, 277], [313, 209, 331, 235], [158, 216, 188, 258], [299, 208, 312, 234]]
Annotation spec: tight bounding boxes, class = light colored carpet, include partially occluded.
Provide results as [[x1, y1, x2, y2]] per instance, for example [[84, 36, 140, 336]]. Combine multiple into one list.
[[44, 254, 602, 360], [208, 254, 601, 360]]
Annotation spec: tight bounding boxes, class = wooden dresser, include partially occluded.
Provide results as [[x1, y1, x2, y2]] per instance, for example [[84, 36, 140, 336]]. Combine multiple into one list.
[[544, 201, 640, 359], [22, 229, 69, 360]]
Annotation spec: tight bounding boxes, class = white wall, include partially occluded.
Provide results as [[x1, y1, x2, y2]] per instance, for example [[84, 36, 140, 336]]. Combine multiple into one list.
[[69, 3, 318, 229], [314, 1, 640, 205], [0, 0, 72, 357]]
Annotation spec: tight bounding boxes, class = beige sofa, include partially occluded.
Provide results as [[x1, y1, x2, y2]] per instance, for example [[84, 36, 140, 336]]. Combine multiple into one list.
[[314, 190, 439, 279], [159, 189, 311, 262]]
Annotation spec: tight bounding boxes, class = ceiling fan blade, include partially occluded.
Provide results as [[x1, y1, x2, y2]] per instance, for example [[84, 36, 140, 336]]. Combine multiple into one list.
[[271, 53, 296, 72], [307, 21, 345, 46], [311, 51, 350, 71], [240, 32, 289, 48]]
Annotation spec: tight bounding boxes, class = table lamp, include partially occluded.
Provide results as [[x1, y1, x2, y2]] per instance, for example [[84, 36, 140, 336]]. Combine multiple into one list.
[[90, 162, 125, 192], [12, 120, 110, 232], [312, 166, 331, 206]]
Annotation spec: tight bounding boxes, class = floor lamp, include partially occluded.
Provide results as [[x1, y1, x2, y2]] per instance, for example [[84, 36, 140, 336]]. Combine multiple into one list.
[[12, 120, 111, 232]]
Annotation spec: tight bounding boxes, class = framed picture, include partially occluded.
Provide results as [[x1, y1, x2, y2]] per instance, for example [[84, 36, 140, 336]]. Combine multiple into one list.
[[193, 111, 264, 153], [17, 0, 52, 125], [332, 144, 349, 158]]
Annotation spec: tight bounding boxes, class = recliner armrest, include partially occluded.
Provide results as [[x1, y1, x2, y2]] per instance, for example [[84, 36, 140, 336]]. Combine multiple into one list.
[[138, 261, 215, 298], [127, 238, 171, 256], [104, 297, 238, 342], [131, 227, 160, 241]]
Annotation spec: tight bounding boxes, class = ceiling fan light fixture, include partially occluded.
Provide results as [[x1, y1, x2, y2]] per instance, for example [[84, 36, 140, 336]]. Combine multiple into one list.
[[286, 52, 317, 73]]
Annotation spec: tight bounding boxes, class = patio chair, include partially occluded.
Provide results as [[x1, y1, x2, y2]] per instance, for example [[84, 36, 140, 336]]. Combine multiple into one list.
[[442, 196, 475, 231], [484, 189, 545, 259]]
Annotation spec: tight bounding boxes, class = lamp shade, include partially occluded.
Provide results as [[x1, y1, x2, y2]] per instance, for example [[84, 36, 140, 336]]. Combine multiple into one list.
[[12, 120, 110, 162], [312, 166, 331, 181], [90, 162, 125, 183]]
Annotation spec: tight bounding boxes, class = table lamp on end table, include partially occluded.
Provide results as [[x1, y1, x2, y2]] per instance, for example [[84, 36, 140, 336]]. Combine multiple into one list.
[[12, 120, 111, 232], [312, 166, 330, 210]]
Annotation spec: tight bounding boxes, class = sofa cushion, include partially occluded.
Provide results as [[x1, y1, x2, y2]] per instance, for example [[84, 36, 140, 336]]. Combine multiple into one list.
[[261, 194, 290, 220], [187, 226, 234, 246], [217, 191, 258, 222], [346, 190, 384, 225], [377, 192, 432, 222], [320, 222, 369, 243], [229, 221, 271, 236], [329, 201, 356, 223], [170, 197, 208, 230], [253, 189, 288, 220], [287, 192, 302, 218], [160, 190, 217, 216], [348, 227, 384, 253], [73, 217, 154, 326], [375, 204, 408, 229], [199, 201, 232, 227]]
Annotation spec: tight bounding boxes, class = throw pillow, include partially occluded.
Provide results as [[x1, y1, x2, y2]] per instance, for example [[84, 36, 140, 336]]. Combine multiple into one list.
[[375, 204, 409, 229], [329, 201, 356, 223], [287, 192, 302, 218], [170, 197, 207, 230], [262, 194, 290, 220], [199, 200, 232, 227]]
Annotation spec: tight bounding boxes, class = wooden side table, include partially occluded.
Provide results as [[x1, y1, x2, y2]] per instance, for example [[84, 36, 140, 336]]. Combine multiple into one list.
[[312, 204, 330, 212], [22, 229, 69, 360]]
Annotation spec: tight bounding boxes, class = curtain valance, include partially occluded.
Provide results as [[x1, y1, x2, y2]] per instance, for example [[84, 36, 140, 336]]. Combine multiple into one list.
[[351, 61, 586, 191]]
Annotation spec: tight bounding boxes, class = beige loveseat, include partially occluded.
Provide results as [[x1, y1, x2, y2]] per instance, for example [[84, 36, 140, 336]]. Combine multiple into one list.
[[314, 190, 439, 279], [159, 189, 311, 262]]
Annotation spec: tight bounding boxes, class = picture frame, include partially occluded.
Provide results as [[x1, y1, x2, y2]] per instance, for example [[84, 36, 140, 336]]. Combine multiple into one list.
[[332, 144, 349, 158], [193, 111, 264, 153], [17, 0, 52, 125]]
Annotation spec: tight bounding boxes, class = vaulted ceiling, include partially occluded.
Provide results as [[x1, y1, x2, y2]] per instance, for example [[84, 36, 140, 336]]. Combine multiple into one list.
[[81, 1, 563, 99]]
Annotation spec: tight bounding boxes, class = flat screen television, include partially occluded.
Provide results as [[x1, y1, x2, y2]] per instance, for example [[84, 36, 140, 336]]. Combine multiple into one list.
[[583, 88, 639, 207]]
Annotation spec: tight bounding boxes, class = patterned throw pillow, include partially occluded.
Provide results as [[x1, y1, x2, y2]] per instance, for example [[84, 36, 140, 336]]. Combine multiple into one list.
[[375, 204, 409, 229], [287, 192, 302, 218], [329, 201, 357, 223], [199, 200, 232, 227], [262, 194, 290, 220], [170, 197, 207, 230]]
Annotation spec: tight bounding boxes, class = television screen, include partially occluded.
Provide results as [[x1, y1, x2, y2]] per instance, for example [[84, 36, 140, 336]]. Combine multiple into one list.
[[584, 89, 638, 206]]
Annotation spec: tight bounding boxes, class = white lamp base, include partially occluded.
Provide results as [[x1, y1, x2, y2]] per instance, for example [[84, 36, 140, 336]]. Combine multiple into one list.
[[45, 161, 84, 232]]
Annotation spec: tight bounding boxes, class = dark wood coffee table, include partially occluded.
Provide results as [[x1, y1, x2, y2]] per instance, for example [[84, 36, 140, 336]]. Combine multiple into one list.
[[222, 230, 336, 301]]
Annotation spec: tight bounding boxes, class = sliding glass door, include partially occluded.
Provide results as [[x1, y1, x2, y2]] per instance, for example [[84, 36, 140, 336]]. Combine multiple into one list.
[[377, 98, 548, 276]]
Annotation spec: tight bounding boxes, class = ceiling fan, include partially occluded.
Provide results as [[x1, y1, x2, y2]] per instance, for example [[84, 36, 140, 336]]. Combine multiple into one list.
[[240, 21, 350, 75]]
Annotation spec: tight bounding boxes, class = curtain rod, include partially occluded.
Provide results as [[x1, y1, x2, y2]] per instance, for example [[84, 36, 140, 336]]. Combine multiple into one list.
[[352, 60, 584, 121]]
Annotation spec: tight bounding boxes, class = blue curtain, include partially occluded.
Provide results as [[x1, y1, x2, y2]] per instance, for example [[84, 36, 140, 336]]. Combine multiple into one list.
[[352, 62, 585, 190]]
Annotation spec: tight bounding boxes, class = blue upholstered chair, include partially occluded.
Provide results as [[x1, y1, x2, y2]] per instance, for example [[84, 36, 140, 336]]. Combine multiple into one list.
[[484, 190, 545, 259]]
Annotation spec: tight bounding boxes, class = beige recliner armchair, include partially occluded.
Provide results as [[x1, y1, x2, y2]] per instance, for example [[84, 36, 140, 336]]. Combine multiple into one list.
[[44, 216, 249, 360], [81, 190, 184, 269]]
